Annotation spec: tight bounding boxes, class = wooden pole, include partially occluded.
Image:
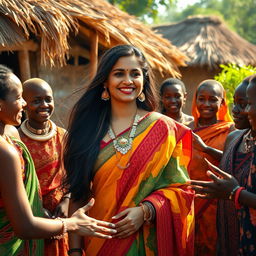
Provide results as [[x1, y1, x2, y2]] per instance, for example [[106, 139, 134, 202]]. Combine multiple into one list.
[[18, 50, 31, 82], [89, 30, 98, 81]]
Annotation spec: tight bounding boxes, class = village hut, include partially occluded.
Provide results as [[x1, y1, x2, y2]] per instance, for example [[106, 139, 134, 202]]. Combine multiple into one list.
[[0, 0, 187, 125], [153, 15, 256, 113]]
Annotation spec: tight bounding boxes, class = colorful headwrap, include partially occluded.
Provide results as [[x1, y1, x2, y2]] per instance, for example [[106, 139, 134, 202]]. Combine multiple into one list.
[[192, 80, 233, 126]]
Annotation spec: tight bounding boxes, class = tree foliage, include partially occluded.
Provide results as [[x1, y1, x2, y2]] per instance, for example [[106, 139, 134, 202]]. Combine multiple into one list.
[[214, 64, 256, 105], [164, 0, 256, 44], [108, 0, 173, 20]]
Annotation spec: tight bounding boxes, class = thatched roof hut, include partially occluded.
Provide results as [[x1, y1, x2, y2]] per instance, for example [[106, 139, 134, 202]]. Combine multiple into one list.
[[153, 15, 256, 113], [0, 0, 187, 80]]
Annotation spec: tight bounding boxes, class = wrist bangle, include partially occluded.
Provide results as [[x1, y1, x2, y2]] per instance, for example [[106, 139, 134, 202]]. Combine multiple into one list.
[[143, 201, 155, 222], [234, 187, 245, 209], [51, 217, 67, 240], [68, 248, 83, 255], [139, 203, 151, 224], [228, 185, 240, 200]]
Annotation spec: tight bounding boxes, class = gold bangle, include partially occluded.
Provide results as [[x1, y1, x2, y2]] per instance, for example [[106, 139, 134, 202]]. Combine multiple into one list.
[[139, 203, 151, 224]]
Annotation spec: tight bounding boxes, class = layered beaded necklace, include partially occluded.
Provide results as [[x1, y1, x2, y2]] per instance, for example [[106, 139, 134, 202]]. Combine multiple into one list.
[[20, 119, 57, 141], [108, 114, 140, 155]]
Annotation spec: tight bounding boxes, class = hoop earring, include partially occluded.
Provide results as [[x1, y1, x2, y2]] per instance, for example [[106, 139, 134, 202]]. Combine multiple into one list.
[[101, 87, 110, 101], [137, 92, 145, 102]]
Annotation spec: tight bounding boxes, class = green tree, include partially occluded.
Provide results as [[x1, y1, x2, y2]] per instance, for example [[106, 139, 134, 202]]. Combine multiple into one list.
[[159, 0, 256, 44], [214, 64, 256, 105], [108, 0, 173, 20]]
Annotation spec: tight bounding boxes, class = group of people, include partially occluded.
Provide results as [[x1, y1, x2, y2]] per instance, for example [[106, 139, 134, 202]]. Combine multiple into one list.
[[160, 74, 256, 256], [0, 44, 255, 256]]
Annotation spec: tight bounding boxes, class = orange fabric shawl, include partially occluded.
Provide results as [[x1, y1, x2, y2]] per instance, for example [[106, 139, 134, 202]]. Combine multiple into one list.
[[190, 89, 233, 256], [85, 112, 194, 256]]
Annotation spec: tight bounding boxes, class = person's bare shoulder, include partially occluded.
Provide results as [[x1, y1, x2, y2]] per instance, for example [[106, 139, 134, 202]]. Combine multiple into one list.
[[5, 125, 21, 140], [0, 137, 20, 174]]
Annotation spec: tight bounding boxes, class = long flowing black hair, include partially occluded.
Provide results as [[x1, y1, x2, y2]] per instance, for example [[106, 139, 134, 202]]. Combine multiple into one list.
[[63, 45, 159, 202]]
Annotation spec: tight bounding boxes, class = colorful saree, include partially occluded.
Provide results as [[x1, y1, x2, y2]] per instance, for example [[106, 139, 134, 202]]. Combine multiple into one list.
[[20, 126, 68, 256], [217, 129, 252, 256], [85, 112, 194, 256], [190, 88, 234, 256], [0, 137, 44, 256]]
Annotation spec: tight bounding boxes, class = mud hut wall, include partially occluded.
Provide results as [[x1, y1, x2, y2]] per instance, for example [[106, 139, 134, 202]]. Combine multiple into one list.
[[38, 64, 90, 128]]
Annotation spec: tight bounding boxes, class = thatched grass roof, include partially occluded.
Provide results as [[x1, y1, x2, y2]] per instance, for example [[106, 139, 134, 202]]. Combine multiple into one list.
[[153, 15, 256, 68], [0, 0, 187, 77]]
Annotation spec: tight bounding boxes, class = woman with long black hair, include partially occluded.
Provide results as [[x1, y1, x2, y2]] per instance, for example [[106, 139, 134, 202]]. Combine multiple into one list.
[[64, 45, 194, 256]]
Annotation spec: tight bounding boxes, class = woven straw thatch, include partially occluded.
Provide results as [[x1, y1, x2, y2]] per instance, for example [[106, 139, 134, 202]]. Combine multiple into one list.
[[153, 15, 256, 69], [0, 0, 187, 77]]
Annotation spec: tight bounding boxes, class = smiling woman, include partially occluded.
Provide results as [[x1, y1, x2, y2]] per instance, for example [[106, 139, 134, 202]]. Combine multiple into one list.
[[188, 79, 234, 256], [64, 44, 194, 256], [160, 78, 193, 126], [18, 78, 70, 255], [0, 65, 116, 256]]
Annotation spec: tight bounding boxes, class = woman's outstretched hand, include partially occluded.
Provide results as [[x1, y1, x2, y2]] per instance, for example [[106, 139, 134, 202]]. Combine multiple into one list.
[[111, 206, 144, 239], [189, 158, 239, 199], [70, 198, 117, 238]]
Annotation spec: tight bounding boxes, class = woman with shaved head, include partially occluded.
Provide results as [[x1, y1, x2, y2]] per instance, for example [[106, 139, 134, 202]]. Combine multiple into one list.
[[188, 79, 234, 256], [19, 78, 69, 255]]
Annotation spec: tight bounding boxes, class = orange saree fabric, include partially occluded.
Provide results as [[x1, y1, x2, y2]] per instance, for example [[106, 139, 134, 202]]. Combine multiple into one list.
[[85, 112, 194, 256], [20, 126, 68, 256], [190, 90, 233, 255]]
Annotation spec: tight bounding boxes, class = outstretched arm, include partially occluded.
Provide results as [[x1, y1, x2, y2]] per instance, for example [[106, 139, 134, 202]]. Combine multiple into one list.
[[0, 140, 116, 239], [190, 159, 256, 209]]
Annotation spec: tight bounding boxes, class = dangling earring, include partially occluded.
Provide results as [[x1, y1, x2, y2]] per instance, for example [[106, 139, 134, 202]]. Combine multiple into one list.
[[137, 92, 145, 102], [101, 87, 110, 101]]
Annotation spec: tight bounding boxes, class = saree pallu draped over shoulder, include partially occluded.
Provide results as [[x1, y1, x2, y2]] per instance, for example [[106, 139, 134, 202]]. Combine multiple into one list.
[[0, 138, 44, 256], [85, 112, 194, 256]]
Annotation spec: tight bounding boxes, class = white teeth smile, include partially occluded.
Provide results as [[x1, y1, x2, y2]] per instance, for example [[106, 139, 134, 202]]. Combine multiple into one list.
[[120, 88, 133, 92]]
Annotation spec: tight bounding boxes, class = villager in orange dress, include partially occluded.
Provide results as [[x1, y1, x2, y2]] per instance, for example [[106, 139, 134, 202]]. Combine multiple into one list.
[[188, 80, 234, 256]]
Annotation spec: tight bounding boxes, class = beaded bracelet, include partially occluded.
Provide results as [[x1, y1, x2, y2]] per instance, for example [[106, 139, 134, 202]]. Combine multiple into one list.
[[51, 217, 67, 240], [228, 185, 240, 200], [234, 187, 245, 209]]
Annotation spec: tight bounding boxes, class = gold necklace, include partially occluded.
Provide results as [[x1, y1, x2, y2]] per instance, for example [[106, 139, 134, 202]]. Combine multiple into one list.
[[108, 114, 140, 169], [108, 114, 140, 155], [20, 119, 57, 141]]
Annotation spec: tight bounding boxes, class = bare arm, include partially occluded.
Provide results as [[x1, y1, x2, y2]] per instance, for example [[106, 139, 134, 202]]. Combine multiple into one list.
[[190, 159, 256, 209], [0, 139, 116, 239], [68, 199, 85, 256], [192, 132, 223, 161]]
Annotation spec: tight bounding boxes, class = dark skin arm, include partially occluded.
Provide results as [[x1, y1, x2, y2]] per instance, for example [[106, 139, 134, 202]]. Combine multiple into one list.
[[68, 199, 86, 256], [192, 132, 223, 162], [192, 128, 240, 162], [190, 159, 256, 209], [0, 139, 116, 239], [53, 193, 71, 218]]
